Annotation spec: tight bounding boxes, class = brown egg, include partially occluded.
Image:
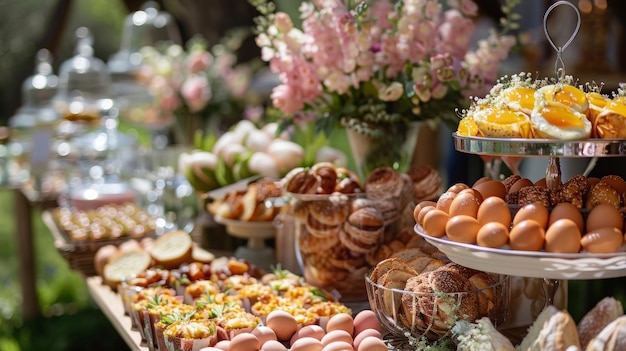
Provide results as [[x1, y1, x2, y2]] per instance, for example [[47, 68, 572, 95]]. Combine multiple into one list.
[[586, 203, 624, 232], [436, 191, 457, 213], [413, 201, 437, 223], [448, 191, 481, 218], [356, 336, 388, 351], [422, 209, 450, 238], [473, 180, 507, 200], [252, 326, 278, 345], [476, 222, 509, 248], [266, 310, 298, 341], [549, 202, 584, 233], [509, 219, 545, 251], [545, 219, 582, 253], [291, 325, 325, 345], [513, 202, 549, 228], [353, 310, 381, 335], [581, 227, 624, 253], [416, 205, 437, 226], [322, 341, 354, 351], [445, 215, 481, 244], [352, 329, 382, 349], [477, 197, 512, 227], [261, 340, 288, 351], [509, 177, 534, 194], [321, 330, 353, 347], [326, 313, 355, 336], [229, 333, 261, 351], [290, 337, 323, 351], [447, 183, 470, 194], [472, 176, 492, 187]]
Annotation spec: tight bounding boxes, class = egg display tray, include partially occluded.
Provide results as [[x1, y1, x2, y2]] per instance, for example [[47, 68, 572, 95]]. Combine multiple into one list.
[[414, 225, 626, 280], [452, 132, 626, 157]]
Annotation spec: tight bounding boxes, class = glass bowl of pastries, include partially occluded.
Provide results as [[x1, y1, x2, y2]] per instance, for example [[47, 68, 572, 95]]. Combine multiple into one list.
[[281, 163, 421, 302], [365, 257, 510, 342]]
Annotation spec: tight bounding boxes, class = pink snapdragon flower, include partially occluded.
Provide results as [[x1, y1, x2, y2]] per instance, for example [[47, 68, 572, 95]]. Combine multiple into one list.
[[181, 75, 211, 113]]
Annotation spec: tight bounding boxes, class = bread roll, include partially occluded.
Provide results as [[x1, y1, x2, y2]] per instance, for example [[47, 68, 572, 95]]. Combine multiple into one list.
[[102, 249, 152, 288], [519, 305, 581, 351], [578, 297, 624, 349], [586, 315, 626, 351], [149, 230, 193, 269]]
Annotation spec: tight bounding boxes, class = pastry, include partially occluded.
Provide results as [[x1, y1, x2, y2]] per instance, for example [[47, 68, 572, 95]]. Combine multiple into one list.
[[308, 198, 350, 227], [310, 162, 338, 194], [364, 167, 403, 200], [518, 305, 581, 351], [586, 315, 626, 351], [282, 167, 320, 194], [340, 207, 384, 253], [406, 165, 443, 202], [578, 297, 624, 349]]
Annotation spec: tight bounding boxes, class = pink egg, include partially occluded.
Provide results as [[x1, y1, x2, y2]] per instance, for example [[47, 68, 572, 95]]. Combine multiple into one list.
[[197, 348, 223, 351], [353, 310, 381, 335], [213, 340, 230, 350], [353, 329, 382, 350], [321, 330, 353, 347], [252, 325, 278, 345], [261, 339, 288, 351], [266, 310, 298, 341], [291, 324, 325, 345], [322, 341, 355, 351], [229, 333, 260, 351], [290, 336, 323, 351], [326, 314, 354, 336], [357, 336, 387, 351]]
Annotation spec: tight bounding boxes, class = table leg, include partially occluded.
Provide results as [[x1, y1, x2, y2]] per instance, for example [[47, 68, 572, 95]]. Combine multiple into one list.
[[14, 188, 40, 319]]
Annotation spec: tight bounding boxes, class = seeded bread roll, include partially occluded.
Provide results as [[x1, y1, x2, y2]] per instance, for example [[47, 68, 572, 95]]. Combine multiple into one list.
[[400, 263, 501, 334], [519, 305, 581, 351], [578, 297, 624, 349], [586, 315, 626, 351]]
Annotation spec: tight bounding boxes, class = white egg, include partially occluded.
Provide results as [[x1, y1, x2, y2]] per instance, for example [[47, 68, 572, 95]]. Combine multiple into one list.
[[245, 129, 273, 152], [248, 152, 280, 179], [315, 146, 347, 167], [266, 140, 304, 174]]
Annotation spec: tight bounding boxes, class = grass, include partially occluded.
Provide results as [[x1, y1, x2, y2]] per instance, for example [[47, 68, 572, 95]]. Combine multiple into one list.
[[0, 188, 130, 351]]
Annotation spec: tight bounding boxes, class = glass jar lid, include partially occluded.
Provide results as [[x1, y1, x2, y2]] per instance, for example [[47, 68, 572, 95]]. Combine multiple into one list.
[[56, 27, 111, 101]]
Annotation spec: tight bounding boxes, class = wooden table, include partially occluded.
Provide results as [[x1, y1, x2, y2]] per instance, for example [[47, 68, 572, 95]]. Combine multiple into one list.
[[14, 186, 59, 319], [87, 276, 148, 351]]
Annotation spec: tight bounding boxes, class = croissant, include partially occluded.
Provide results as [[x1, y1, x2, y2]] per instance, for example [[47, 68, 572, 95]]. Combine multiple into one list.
[[591, 100, 626, 138]]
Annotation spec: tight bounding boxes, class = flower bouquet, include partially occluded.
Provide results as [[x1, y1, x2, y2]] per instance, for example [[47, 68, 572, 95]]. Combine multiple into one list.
[[251, 0, 519, 177], [138, 29, 262, 145]]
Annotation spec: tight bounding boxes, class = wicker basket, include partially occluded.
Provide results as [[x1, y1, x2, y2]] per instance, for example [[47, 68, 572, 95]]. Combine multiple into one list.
[[43, 210, 156, 277]]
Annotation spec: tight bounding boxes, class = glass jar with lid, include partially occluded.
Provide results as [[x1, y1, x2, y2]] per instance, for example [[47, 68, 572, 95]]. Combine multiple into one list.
[[52, 27, 112, 136], [108, 1, 182, 149]]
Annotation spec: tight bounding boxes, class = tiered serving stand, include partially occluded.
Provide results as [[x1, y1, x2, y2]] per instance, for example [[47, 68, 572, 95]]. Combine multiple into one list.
[[416, 133, 626, 309]]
